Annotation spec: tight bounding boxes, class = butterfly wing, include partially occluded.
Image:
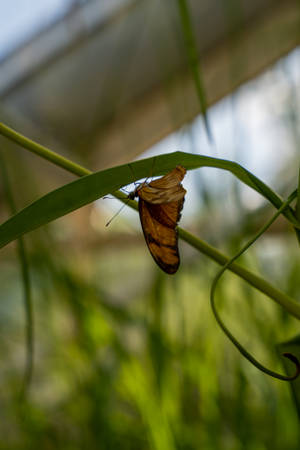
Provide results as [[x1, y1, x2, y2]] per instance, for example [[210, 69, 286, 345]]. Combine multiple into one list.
[[138, 197, 184, 274], [149, 165, 186, 188], [138, 165, 186, 204]]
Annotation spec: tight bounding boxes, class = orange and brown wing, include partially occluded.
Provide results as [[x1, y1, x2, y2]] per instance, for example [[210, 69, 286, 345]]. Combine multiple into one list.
[[138, 197, 184, 274], [139, 165, 186, 204], [148, 165, 186, 188]]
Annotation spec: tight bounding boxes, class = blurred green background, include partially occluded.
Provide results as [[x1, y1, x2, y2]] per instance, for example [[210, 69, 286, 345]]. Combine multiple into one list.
[[0, 1, 300, 449]]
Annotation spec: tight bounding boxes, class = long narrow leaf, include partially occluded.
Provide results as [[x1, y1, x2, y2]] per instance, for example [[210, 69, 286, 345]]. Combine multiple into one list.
[[177, 0, 212, 141], [0, 151, 298, 250], [0, 152, 34, 395]]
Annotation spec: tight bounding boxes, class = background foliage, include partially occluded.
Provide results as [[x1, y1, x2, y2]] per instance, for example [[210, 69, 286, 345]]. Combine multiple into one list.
[[0, 1, 300, 449]]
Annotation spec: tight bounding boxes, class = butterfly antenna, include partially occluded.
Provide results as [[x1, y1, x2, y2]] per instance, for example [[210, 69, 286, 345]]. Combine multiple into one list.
[[105, 199, 130, 227]]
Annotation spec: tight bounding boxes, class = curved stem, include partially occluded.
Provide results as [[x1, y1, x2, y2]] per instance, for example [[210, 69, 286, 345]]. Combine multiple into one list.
[[178, 228, 300, 320], [210, 191, 300, 380]]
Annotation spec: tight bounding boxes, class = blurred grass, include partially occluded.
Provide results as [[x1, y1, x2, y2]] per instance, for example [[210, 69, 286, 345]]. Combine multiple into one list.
[[0, 152, 33, 397], [0, 227, 300, 449], [176, 0, 212, 142], [0, 2, 300, 450], [1, 115, 300, 450]]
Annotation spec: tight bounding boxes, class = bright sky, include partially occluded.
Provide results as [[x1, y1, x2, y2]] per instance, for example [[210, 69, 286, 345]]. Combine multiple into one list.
[[0, 0, 72, 59], [0, 0, 130, 59]]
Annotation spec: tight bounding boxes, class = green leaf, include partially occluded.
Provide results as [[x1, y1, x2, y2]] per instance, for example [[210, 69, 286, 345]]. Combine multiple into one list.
[[0, 153, 33, 396], [0, 151, 298, 250], [177, 0, 212, 141]]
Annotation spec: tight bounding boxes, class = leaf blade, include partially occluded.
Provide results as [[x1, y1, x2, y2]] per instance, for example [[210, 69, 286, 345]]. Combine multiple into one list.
[[177, 0, 212, 141], [0, 151, 298, 250]]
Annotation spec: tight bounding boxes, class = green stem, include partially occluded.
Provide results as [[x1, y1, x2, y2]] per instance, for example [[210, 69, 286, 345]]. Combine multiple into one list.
[[209, 190, 300, 380], [0, 122, 90, 177], [0, 152, 34, 395], [179, 228, 300, 320], [1, 121, 300, 321]]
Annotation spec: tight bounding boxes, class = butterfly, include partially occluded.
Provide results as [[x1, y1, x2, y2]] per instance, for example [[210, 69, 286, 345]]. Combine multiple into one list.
[[128, 165, 187, 274]]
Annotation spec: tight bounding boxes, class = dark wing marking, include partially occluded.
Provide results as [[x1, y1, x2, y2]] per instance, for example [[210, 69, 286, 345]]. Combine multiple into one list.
[[138, 184, 186, 204], [138, 198, 184, 274]]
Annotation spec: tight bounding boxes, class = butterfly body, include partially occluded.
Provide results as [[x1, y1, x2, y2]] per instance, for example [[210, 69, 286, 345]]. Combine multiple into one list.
[[130, 165, 186, 274]]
